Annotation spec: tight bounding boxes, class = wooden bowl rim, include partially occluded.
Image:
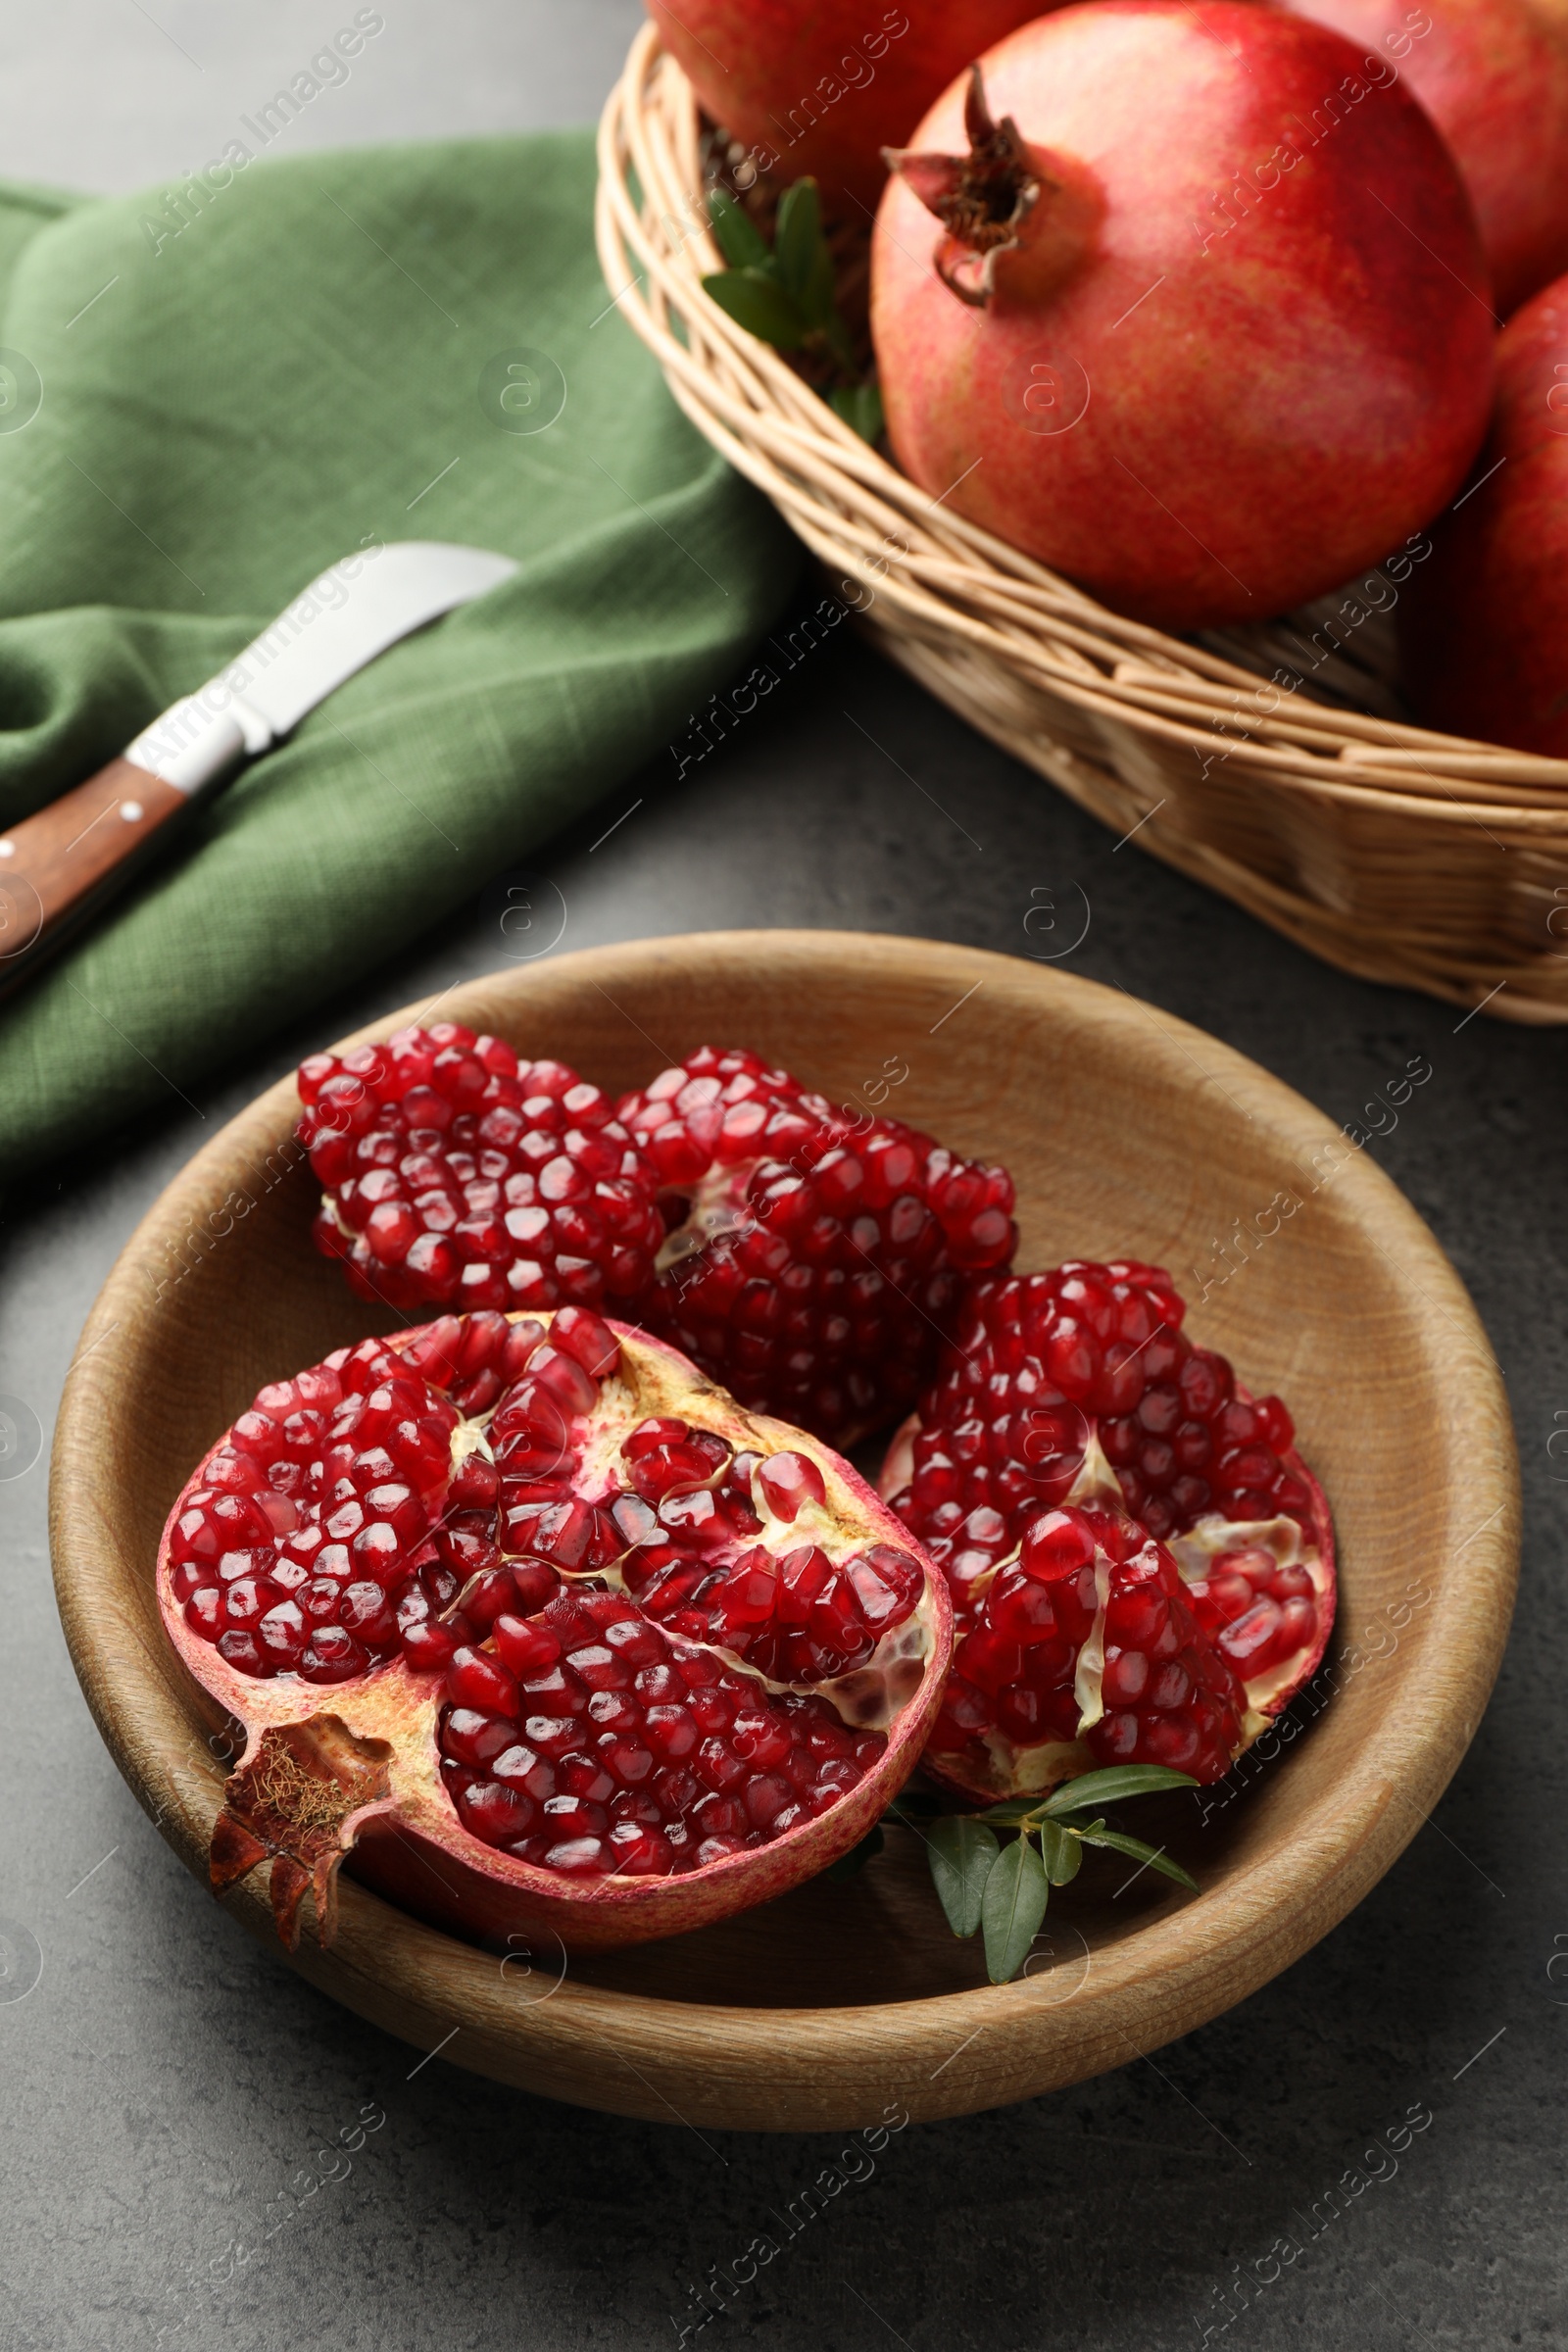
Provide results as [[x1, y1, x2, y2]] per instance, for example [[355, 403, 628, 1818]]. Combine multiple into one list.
[[50, 929, 1519, 2130]]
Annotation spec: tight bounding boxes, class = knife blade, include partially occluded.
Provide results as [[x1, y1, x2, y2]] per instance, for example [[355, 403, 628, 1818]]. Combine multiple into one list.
[[0, 539, 516, 1002]]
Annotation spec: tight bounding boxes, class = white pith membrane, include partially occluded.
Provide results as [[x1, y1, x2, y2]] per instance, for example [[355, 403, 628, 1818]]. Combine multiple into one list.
[[917, 1431, 1324, 1795], [172, 1314, 946, 1943], [650, 1158, 753, 1276]]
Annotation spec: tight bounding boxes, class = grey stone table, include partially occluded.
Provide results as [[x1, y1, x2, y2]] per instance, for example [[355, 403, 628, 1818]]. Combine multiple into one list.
[[2, 8, 1563, 2350]]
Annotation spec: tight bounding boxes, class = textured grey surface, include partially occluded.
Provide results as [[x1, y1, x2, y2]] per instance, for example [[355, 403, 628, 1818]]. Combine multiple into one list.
[[1, 9, 1564, 2351]]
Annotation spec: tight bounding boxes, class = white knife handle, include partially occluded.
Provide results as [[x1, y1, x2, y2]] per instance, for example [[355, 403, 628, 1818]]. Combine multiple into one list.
[[123, 692, 274, 799]]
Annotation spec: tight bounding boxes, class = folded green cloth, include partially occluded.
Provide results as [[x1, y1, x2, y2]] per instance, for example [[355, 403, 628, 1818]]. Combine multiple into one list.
[[0, 135, 799, 1181]]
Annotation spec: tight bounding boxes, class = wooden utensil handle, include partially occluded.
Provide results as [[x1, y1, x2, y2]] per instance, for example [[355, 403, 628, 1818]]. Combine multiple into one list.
[[0, 760, 191, 1001]]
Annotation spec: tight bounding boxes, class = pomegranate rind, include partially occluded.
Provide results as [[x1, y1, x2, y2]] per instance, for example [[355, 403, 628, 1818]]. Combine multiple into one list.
[[882, 1405, 1336, 1805], [158, 1316, 951, 1953]]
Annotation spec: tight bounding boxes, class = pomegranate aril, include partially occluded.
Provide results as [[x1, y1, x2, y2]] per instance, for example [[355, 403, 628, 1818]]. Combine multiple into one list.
[[550, 1305, 621, 1380], [607, 1821, 673, 1873], [184, 1588, 223, 1637], [1276, 1593, 1317, 1654], [300, 1627, 369, 1683], [539, 1836, 610, 1874], [216, 1629, 268, 1675], [644, 1704, 699, 1760], [443, 1707, 518, 1769], [447, 1567, 512, 1634], [172, 1558, 210, 1603], [1217, 1596, 1286, 1670], [492, 1614, 562, 1679], [456, 1780, 538, 1845], [728, 1712, 792, 1768], [304, 1577, 346, 1622], [402, 1621, 459, 1671], [494, 1742, 557, 1800], [756, 1450, 827, 1521], [447, 1645, 521, 1717], [222, 1576, 282, 1627], [257, 1600, 308, 1668]]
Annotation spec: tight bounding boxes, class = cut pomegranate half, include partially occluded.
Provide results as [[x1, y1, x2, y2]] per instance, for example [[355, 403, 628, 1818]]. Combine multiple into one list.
[[881, 1261, 1335, 1798], [617, 1045, 1019, 1444], [297, 1025, 664, 1317], [159, 1308, 950, 1952]]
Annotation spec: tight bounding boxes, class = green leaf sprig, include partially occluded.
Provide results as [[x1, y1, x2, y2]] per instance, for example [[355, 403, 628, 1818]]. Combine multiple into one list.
[[892, 1766, 1200, 1985], [703, 178, 883, 442]]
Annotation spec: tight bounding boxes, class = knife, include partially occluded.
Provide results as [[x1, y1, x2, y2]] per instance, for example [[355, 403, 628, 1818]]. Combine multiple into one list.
[[0, 538, 516, 1001]]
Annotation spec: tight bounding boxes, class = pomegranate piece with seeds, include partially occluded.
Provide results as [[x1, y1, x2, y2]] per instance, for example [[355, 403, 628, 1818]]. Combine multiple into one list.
[[616, 1044, 1018, 1444], [881, 1259, 1336, 1793], [160, 1307, 950, 1952], [923, 1500, 1253, 1801], [890, 1261, 1314, 1546], [297, 1024, 663, 1317]]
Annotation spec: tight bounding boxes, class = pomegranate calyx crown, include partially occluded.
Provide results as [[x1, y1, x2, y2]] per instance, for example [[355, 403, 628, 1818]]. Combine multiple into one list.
[[210, 1714, 396, 1950], [885, 65, 1046, 310]]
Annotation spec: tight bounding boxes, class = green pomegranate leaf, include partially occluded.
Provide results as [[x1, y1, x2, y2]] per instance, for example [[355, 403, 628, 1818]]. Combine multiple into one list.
[[1036, 1819, 1083, 1886], [773, 177, 823, 307], [1034, 1766, 1199, 1819], [926, 1814, 999, 1938], [829, 382, 883, 442], [707, 188, 770, 271], [702, 268, 807, 349], [1075, 1829, 1200, 1892], [801, 237, 840, 333], [982, 1834, 1050, 1984]]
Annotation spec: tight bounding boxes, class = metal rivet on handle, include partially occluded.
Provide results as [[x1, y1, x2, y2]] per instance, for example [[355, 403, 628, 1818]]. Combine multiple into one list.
[[119, 801, 144, 822]]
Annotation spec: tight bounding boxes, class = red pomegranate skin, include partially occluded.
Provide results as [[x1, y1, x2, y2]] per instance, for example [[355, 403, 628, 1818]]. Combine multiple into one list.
[[1400, 277, 1568, 752], [870, 1, 1495, 629], [1278, 0, 1568, 315], [645, 0, 1056, 215]]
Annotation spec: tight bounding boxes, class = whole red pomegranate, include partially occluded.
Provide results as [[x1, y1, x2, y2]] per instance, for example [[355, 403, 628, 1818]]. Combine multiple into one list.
[[1278, 0, 1568, 315], [1400, 274, 1568, 751], [645, 0, 1055, 216], [870, 5, 1494, 629], [881, 1261, 1335, 1798], [161, 1306, 950, 1951]]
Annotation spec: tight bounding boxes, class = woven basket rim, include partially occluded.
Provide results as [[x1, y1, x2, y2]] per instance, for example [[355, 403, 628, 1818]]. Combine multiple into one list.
[[595, 24, 1568, 1022]]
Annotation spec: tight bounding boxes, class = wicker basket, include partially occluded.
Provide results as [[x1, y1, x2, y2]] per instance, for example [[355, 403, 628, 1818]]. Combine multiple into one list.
[[595, 23, 1568, 1023]]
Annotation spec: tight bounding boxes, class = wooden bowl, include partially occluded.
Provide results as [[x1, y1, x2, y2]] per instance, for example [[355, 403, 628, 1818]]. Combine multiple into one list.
[[51, 932, 1518, 2131]]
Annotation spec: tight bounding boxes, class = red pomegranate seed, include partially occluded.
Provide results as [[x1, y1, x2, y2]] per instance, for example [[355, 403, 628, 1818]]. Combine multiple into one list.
[[446, 1645, 521, 1716], [756, 1450, 826, 1522]]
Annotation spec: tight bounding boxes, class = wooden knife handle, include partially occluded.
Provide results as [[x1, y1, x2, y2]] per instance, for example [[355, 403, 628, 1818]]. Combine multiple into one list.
[[0, 760, 192, 1001]]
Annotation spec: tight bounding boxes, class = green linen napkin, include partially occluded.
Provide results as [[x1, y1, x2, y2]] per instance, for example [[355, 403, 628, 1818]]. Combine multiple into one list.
[[0, 133, 800, 1181]]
